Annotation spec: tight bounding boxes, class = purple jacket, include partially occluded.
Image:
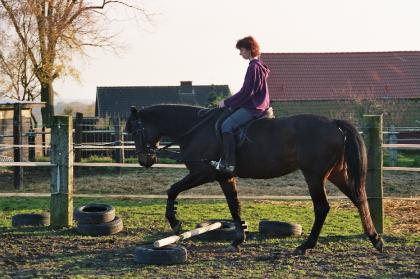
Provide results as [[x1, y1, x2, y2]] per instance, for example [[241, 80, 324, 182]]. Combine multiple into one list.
[[224, 59, 270, 117]]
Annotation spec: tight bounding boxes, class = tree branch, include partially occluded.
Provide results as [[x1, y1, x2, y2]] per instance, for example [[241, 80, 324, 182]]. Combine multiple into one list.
[[0, 0, 39, 70]]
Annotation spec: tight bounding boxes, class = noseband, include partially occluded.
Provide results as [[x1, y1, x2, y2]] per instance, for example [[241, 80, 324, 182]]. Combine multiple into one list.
[[132, 122, 156, 156]]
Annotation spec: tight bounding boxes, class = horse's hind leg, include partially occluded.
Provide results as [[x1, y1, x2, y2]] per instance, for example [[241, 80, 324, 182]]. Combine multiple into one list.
[[218, 177, 246, 252], [296, 171, 330, 255], [327, 166, 357, 203], [328, 167, 383, 252], [166, 172, 212, 234]]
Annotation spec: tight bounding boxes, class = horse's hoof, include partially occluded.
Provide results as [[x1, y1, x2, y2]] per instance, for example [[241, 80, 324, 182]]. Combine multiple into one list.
[[225, 245, 240, 253], [375, 238, 384, 253], [293, 248, 306, 255], [171, 221, 182, 235], [371, 235, 384, 253]]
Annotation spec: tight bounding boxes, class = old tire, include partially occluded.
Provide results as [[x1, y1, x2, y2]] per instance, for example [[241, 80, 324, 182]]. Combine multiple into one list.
[[195, 219, 246, 241], [259, 220, 302, 237], [74, 204, 115, 224], [134, 244, 187, 265], [12, 212, 50, 227], [76, 216, 123, 236]]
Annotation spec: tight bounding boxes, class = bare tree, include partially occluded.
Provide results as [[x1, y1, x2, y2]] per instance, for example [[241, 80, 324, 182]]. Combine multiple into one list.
[[0, 8, 41, 126], [0, 0, 150, 127], [0, 13, 39, 102]]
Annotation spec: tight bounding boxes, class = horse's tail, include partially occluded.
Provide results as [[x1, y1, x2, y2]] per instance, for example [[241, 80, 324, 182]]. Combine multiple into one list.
[[334, 120, 382, 251], [335, 120, 367, 197]]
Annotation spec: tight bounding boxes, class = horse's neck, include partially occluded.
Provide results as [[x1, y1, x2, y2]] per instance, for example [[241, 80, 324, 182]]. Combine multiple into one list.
[[153, 107, 201, 139]]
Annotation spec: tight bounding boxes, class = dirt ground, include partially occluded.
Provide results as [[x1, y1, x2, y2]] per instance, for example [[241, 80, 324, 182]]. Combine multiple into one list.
[[0, 167, 419, 197]]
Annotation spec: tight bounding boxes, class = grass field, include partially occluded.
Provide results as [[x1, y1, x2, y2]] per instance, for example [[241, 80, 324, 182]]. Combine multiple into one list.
[[0, 197, 418, 278]]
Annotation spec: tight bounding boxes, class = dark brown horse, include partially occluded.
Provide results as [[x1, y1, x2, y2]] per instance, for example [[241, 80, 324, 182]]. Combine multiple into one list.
[[125, 104, 383, 254]]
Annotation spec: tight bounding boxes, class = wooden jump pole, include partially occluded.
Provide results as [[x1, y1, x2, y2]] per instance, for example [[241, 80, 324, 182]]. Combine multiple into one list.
[[154, 222, 222, 248], [50, 115, 74, 228], [363, 115, 384, 234]]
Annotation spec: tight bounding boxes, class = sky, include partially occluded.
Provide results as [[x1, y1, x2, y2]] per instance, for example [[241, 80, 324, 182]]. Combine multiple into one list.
[[54, 0, 420, 103]]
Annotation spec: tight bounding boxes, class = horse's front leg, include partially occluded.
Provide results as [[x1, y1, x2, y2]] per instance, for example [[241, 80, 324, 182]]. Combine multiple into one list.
[[166, 172, 212, 234], [218, 177, 246, 252]]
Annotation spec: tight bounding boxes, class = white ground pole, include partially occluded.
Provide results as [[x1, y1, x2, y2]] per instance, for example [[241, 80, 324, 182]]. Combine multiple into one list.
[[154, 222, 223, 248]]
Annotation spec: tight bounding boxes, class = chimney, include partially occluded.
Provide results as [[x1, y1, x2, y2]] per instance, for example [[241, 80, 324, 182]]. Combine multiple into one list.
[[180, 81, 193, 94], [179, 81, 196, 104]]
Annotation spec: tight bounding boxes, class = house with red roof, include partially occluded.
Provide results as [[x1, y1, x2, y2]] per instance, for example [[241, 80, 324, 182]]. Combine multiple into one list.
[[261, 51, 420, 127]]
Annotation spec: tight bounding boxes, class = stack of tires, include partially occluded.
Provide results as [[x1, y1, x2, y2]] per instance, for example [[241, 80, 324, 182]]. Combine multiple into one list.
[[74, 204, 123, 236]]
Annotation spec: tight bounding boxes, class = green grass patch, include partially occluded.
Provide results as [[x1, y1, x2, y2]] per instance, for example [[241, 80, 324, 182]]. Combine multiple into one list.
[[35, 156, 50, 162], [124, 157, 177, 164], [383, 150, 420, 167], [0, 198, 363, 236], [81, 155, 113, 163]]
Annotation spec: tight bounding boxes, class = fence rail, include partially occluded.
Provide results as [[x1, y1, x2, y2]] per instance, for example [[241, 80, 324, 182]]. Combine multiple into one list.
[[382, 144, 420, 149], [382, 166, 420, 172]]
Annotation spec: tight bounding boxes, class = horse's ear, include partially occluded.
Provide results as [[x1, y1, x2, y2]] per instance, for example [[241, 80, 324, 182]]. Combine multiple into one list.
[[137, 107, 147, 118], [130, 106, 138, 116]]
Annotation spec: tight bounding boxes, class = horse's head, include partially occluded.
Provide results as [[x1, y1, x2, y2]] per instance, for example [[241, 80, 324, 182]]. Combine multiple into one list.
[[125, 106, 160, 168]]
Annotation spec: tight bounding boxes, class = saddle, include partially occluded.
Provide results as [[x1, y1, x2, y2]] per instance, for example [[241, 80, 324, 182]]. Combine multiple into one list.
[[215, 107, 275, 147]]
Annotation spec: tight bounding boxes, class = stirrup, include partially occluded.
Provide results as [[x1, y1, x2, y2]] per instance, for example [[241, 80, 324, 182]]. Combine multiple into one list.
[[210, 158, 222, 170], [210, 159, 235, 174]]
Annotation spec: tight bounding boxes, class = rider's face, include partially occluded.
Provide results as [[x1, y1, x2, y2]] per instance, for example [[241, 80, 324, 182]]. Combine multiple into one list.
[[239, 48, 252, 60]]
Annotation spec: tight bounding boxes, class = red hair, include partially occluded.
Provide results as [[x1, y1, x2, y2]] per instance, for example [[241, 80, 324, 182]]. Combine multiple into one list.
[[236, 36, 260, 57]]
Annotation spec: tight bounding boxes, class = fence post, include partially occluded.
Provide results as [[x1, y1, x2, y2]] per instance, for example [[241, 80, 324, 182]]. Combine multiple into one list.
[[121, 119, 125, 162], [112, 116, 124, 173], [74, 112, 83, 162], [113, 116, 124, 162], [50, 115, 74, 228], [362, 115, 384, 234], [42, 126, 47, 157], [28, 126, 35, 162], [388, 125, 397, 167], [13, 103, 23, 190]]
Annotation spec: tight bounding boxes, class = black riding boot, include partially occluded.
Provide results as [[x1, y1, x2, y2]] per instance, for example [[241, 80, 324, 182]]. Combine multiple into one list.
[[211, 132, 236, 175]]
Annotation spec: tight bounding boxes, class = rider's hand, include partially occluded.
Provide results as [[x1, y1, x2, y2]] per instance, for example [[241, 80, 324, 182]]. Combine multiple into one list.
[[218, 100, 225, 108]]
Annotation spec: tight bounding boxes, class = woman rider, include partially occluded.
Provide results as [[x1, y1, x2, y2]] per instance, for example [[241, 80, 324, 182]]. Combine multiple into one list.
[[210, 36, 271, 174]]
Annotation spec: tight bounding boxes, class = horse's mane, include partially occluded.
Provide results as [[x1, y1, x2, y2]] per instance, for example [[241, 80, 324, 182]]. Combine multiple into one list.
[[144, 103, 220, 120], [138, 104, 216, 136], [144, 103, 205, 110], [139, 104, 203, 117]]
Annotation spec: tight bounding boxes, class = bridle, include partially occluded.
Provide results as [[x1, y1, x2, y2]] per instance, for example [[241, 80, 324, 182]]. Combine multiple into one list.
[[130, 108, 220, 157], [131, 120, 156, 157]]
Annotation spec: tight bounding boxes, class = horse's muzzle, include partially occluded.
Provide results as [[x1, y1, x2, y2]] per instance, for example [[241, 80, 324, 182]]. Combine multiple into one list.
[[138, 153, 156, 168]]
